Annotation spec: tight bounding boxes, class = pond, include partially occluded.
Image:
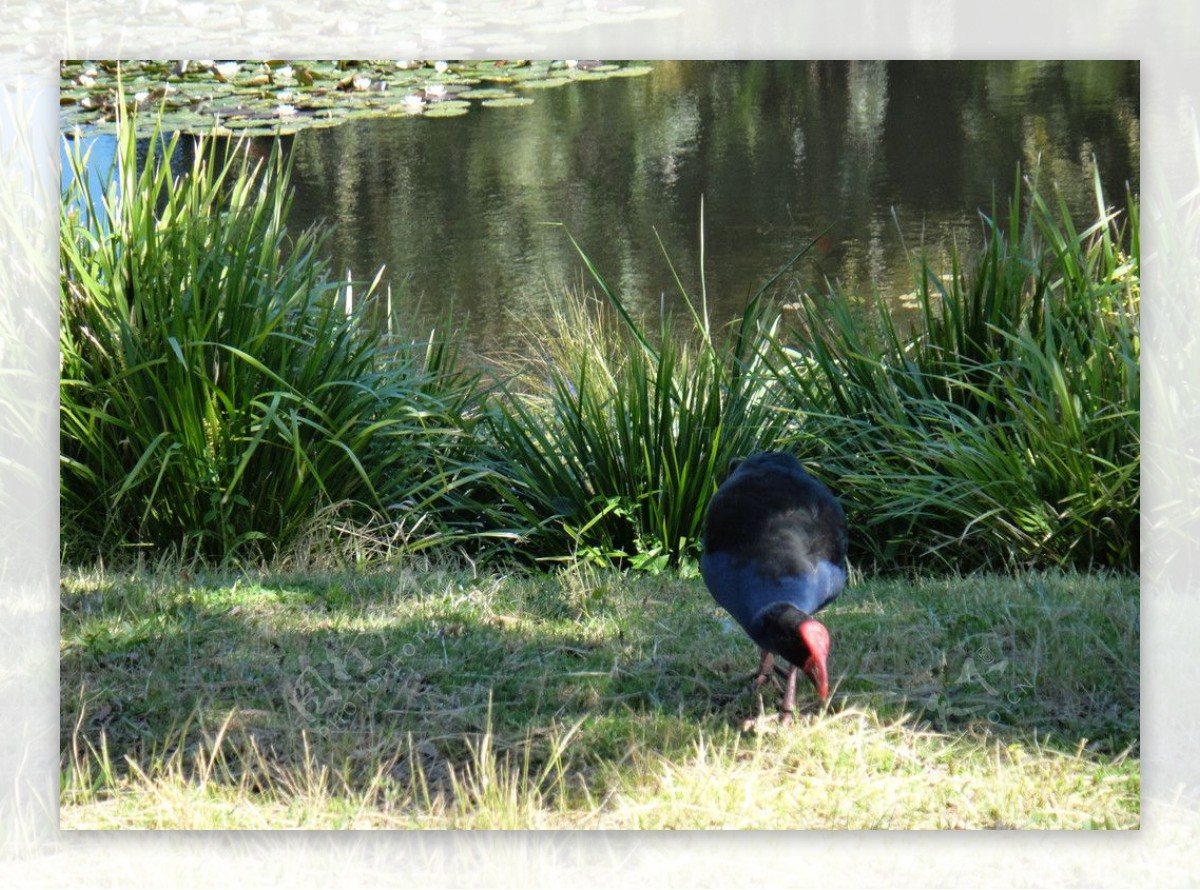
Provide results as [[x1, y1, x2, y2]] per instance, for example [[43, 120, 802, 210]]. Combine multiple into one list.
[[281, 60, 1139, 352], [65, 60, 1140, 355]]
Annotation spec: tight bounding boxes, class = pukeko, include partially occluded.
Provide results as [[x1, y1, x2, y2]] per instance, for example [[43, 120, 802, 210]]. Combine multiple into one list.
[[700, 451, 848, 722]]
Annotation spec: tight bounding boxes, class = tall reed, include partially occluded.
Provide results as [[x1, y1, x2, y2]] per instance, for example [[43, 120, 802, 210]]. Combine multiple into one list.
[[483, 232, 796, 569], [60, 104, 1138, 575], [769, 169, 1139, 571], [59, 109, 503, 562]]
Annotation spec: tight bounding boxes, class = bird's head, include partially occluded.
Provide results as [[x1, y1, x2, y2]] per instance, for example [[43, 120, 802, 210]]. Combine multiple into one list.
[[758, 603, 832, 701]]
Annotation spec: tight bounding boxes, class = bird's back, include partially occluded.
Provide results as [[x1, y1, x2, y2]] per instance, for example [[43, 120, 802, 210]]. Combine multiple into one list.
[[701, 452, 847, 635]]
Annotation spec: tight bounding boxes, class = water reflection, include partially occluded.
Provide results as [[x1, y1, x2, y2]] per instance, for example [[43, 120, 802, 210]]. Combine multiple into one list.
[[280, 61, 1137, 354], [62, 61, 1139, 356]]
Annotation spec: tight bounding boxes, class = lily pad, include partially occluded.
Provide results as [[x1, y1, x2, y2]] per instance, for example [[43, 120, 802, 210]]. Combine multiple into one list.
[[515, 78, 573, 90], [59, 59, 655, 135], [221, 118, 292, 131], [421, 104, 470, 119], [606, 66, 654, 78], [460, 87, 518, 100], [481, 97, 535, 108]]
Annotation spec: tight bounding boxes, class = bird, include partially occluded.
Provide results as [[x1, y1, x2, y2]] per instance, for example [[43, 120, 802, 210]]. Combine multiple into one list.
[[700, 451, 848, 723]]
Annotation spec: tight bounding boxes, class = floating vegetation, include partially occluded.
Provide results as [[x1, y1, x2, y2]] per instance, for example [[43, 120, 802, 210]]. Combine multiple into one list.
[[59, 59, 654, 136], [460, 87, 520, 101], [422, 103, 470, 118], [481, 97, 536, 108], [514, 78, 574, 90], [602, 65, 655, 78]]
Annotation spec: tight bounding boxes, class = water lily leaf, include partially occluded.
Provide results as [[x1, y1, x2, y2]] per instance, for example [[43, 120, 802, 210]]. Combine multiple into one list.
[[607, 66, 654, 78], [516, 78, 573, 90], [460, 87, 517, 100], [508, 65, 556, 81], [222, 118, 288, 130], [59, 60, 654, 134], [422, 103, 470, 118], [481, 97, 534, 108], [302, 117, 343, 130], [163, 112, 223, 131]]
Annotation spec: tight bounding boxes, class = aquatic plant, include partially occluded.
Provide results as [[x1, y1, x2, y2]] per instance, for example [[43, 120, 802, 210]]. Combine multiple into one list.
[[59, 109, 505, 561], [768, 169, 1139, 571]]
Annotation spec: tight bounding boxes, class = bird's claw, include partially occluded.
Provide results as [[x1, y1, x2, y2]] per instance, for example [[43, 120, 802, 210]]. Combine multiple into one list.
[[753, 650, 784, 692], [753, 671, 784, 693]]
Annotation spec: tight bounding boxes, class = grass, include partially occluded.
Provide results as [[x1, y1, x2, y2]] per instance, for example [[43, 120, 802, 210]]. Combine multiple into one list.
[[60, 562, 1138, 829]]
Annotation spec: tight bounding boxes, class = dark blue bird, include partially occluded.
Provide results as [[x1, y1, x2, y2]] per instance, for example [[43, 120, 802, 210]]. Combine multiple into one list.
[[700, 451, 848, 721]]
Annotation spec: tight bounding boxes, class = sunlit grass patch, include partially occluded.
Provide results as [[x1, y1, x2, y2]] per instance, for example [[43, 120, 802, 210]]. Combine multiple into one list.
[[591, 707, 1138, 829]]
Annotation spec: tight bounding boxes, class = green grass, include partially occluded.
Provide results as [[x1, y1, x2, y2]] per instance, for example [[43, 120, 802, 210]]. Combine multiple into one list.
[[60, 563, 1138, 829]]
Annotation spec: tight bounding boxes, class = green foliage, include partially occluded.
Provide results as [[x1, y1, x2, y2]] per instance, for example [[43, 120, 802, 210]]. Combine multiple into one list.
[[59, 109, 505, 562], [58, 103, 1138, 574], [482, 231, 794, 569], [769, 168, 1139, 571]]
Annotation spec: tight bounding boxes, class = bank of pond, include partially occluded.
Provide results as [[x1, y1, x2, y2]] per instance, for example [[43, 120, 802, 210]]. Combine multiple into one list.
[[59, 113, 1139, 576]]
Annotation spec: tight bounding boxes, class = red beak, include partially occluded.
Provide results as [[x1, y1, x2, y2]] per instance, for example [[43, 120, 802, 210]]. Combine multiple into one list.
[[798, 619, 831, 701], [803, 653, 829, 701]]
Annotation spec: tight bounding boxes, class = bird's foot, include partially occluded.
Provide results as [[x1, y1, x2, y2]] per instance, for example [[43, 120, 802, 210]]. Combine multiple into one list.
[[752, 671, 784, 693], [753, 649, 784, 692]]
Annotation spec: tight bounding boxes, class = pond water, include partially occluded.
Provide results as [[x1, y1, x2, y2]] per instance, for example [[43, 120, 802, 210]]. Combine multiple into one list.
[[66, 61, 1140, 355], [281, 60, 1139, 353]]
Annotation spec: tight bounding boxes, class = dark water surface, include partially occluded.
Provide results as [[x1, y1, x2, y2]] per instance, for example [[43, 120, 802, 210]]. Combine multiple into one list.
[[65, 61, 1139, 354], [282, 61, 1138, 353]]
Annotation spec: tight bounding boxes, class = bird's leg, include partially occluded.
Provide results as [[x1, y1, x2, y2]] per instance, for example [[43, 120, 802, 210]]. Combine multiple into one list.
[[779, 664, 799, 726], [754, 649, 783, 691]]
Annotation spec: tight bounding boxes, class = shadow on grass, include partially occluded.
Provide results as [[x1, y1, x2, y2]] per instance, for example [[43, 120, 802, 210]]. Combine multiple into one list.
[[59, 566, 1139, 820]]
